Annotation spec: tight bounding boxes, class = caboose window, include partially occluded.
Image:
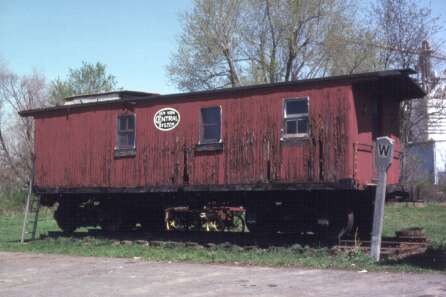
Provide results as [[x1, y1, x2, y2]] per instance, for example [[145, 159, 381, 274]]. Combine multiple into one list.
[[284, 98, 309, 137], [200, 106, 221, 144], [117, 114, 135, 149]]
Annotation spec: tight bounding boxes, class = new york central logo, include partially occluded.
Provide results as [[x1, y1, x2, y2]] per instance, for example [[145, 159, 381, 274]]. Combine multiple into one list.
[[154, 108, 181, 131]]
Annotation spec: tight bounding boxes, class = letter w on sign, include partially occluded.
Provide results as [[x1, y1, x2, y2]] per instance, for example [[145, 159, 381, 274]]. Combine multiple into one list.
[[378, 143, 391, 157], [375, 137, 394, 171]]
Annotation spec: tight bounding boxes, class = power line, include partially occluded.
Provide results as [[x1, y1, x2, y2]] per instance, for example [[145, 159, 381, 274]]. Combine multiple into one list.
[[325, 38, 446, 62]]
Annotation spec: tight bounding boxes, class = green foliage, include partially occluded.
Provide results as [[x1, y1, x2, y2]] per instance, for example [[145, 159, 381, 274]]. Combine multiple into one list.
[[0, 191, 27, 215], [383, 203, 446, 245], [168, 0, 441, 91], [48, 62, 118, 105], [168, 0, 366, 91]]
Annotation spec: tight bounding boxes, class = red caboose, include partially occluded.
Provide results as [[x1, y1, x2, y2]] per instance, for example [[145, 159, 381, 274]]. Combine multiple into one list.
[[20, 69, 424, 238]]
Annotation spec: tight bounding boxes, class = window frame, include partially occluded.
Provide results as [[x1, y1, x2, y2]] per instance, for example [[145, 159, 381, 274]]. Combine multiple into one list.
[[115, 113, 136, 155], [282, 97, 310, 138], [199, 105, 222, 145]]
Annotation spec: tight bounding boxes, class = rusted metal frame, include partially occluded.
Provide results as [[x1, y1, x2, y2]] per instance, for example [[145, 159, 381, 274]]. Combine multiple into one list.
[[32, 181, 357, 195]]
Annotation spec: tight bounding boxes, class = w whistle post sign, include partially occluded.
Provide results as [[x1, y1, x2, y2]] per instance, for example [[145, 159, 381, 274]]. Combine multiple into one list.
[[375, 137, 394, 172], [371, 136, 394, 261]]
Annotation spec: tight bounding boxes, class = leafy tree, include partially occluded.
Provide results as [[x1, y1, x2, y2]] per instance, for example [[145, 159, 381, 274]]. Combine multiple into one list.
[[167, 0, 379, 91], [167, 0, 245, 90], [168, 0, 442, 92], [49, 62, 118, 105]]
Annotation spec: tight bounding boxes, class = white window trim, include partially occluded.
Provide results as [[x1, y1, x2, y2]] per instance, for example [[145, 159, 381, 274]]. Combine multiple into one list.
[[282, 97, 309, 138]]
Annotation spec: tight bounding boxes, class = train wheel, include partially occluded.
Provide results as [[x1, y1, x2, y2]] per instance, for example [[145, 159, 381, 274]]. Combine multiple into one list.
[[54, 201, 77, 234], [233, 213, 246, 232]]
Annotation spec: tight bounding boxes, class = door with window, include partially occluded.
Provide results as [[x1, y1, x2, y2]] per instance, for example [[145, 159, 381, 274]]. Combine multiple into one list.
[[186, 105, 223, 185], [280, 97, 313, 182]]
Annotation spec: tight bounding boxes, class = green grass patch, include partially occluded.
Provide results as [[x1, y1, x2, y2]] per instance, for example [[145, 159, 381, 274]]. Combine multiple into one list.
[[0, 191, 27, 215], [383, 203, 446, 246], [0, 203, 445, 273]]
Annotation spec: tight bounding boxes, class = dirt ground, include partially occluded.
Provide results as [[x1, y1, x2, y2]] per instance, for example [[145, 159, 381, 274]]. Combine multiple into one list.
[[0, 252, 445, 297]]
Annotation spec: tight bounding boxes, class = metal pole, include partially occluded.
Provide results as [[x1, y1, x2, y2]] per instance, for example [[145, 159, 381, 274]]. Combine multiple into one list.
[[370, 170, 387, 261]]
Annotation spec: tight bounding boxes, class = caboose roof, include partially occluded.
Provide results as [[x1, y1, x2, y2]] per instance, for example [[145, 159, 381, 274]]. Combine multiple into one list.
[[63, 90, 158, 102], [19, 68, 425, 117]]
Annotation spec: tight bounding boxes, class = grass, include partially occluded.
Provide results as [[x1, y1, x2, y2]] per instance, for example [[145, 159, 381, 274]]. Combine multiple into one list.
[[0, 202, 445, 273], [0, 191, 27, 215], [383, 203, 446, 246]]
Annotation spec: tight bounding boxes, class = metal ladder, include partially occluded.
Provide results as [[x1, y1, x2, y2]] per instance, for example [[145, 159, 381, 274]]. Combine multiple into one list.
[[20, 175, 40, 243]]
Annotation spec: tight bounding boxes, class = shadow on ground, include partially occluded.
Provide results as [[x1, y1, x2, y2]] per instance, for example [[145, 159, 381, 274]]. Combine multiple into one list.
[[382, 245, 446, 271], [46, 228, 336, 248], [40, 229, 446, 272]]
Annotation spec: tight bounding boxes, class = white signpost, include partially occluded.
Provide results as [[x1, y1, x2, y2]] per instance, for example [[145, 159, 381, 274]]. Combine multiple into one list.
[[370, 136, 394, 261]]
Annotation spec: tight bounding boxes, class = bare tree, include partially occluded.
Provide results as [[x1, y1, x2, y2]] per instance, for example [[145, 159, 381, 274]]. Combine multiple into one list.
[[371, 0, 441, 70], [167, 0, 245, 91], [0, 66, 47, 189], [242, 0, 336, 83], [366, 0, 443, 143], [321, 17, 382, 75], [369, 0, 445, 189], [168, 0, 364, 91], [168, 0, 444, 92]]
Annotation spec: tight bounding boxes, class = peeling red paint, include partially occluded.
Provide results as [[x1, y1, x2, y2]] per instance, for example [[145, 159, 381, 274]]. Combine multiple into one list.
[[33, 82, 403, 190]]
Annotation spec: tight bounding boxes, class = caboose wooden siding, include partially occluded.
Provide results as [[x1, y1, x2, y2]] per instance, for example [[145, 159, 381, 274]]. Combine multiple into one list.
[[21, 70, 424, 193]]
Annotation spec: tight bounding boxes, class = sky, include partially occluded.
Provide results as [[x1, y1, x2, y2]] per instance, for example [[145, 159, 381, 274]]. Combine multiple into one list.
[[1, 0, 446, 95], [0, 0, 191, 94]]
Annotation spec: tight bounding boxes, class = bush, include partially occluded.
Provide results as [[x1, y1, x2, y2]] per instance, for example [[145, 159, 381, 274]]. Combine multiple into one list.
[[0, 191, 27, 214], [402, 182, 446, 202]]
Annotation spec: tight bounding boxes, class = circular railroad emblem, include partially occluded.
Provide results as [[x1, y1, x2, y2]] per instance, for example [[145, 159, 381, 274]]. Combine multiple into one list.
[[153, 107, 180, 131]]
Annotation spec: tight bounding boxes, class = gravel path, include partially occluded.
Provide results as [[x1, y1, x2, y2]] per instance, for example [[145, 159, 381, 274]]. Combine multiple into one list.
[[0, 252, 445, 297]]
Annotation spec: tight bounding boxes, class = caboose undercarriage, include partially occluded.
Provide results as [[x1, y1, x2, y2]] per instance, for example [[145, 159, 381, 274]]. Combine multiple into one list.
[[40, 187, 375, 240]]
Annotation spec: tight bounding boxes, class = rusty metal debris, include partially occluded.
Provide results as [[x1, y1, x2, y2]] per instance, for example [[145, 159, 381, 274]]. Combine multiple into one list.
[[337, 228, 428, 259], [165, 206, 246, 232]]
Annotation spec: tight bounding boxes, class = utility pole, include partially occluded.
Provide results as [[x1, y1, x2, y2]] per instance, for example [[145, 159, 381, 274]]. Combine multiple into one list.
[[370, 137, 394, 261], [418, 40, 435, 93]]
